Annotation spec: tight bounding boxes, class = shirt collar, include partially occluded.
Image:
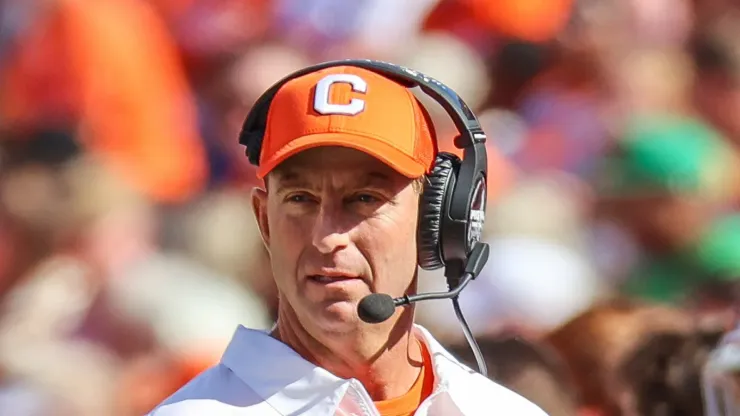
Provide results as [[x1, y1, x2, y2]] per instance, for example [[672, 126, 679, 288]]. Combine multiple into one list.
[[219, 324, 465, 415], [221, 325, 347, 415]]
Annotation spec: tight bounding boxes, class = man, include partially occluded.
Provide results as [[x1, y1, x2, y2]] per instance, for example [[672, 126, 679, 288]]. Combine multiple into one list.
[[148, 63, 546, 415]]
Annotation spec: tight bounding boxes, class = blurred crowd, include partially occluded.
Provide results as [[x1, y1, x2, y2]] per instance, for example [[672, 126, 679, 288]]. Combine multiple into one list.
[[1, 0, 740, 414]]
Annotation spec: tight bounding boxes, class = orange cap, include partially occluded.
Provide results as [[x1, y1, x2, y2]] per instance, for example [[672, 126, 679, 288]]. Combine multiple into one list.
[[256, 66, 437, 179]]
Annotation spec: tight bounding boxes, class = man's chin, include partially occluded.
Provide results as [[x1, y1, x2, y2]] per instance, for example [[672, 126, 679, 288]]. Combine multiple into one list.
[[310, 301, 363, 333]]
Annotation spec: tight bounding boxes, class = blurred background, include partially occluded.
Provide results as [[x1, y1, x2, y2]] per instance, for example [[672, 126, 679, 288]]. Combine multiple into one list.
[[1, 0, 740, 414]]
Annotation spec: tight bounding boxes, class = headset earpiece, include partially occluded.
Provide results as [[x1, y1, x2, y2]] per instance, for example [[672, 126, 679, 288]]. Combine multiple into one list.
[[418, 152, 460, 270]]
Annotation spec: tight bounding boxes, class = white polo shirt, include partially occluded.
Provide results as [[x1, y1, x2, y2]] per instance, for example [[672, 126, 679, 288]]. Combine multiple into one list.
[[148, 324, 547, 415]]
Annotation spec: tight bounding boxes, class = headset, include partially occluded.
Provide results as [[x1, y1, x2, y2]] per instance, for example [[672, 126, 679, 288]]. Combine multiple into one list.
[[238, 58, 489, 276]]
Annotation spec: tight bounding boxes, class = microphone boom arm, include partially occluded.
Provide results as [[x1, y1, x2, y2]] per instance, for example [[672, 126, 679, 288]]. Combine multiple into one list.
[[394, 273, 474, 306], [395, 242, 490, 307]]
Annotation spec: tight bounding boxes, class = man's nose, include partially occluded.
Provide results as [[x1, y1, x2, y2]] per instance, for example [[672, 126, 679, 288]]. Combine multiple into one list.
[[311, 205, 351, 254]]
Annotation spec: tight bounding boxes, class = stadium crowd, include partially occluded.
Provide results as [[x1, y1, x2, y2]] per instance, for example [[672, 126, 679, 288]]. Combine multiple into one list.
[[1, 0, 740, 414]]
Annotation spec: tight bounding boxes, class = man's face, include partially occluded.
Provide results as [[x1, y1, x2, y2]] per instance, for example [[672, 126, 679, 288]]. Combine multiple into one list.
[[252, 147, 420, 335]]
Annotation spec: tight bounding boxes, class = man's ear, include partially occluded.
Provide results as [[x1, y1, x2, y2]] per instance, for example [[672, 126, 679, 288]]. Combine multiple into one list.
[[251, 187, 270, 249]]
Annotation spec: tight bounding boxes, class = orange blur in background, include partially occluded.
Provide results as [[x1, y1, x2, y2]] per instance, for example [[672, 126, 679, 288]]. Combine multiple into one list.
[[1, 1, 739, 415]]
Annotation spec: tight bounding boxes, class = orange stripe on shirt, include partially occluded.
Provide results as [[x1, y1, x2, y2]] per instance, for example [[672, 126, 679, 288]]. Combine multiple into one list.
[[374, 337, 435, 416]]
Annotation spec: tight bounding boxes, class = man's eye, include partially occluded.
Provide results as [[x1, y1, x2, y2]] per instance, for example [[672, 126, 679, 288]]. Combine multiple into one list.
[[286, 193, 312, 203], [352, 194, 380, 204]]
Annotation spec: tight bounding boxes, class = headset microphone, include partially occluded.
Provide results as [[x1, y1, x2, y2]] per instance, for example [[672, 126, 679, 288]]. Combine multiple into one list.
[[358, 242, 490, 377], [357, 294, 397, 324]]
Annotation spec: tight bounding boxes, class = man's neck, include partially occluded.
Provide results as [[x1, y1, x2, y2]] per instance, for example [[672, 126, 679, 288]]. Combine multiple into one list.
[[271, 306, 424, 401]]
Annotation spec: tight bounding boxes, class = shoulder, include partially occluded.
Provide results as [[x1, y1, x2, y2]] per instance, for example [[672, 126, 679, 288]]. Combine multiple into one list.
[[458, 369, 549, 415], [432, 349, 548, 415], [147, 364, 279, 416], [415, 326, 546, 414]]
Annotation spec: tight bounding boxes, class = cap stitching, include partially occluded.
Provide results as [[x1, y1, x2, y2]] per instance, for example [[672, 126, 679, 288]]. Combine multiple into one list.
[[261, 80, 294, 163], [406, 88, 422, 161]]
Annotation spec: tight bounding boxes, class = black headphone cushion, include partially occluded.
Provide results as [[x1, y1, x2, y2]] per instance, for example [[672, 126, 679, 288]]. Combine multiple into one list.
[[418, 152, 460, 270]]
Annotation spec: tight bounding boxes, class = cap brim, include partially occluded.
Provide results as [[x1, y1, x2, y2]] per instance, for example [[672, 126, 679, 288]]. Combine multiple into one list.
[[256, 133, 428, 179]]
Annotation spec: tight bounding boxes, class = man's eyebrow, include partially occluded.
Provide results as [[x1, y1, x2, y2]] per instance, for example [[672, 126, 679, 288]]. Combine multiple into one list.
[[273, 170, 311, 189]]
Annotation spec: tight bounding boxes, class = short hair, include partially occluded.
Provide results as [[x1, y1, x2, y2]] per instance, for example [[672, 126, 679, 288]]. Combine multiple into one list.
[[412, 176, 426, 195], [618, 327, 724, 416]]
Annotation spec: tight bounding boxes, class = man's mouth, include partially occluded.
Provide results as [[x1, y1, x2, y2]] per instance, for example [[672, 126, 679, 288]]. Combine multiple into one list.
[[309, 275, 361, 284]]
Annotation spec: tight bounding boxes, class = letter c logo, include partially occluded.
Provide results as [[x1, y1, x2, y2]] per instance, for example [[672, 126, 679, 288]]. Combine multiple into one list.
[[313, 74, 367, 116]]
